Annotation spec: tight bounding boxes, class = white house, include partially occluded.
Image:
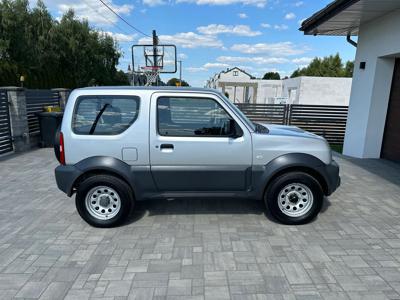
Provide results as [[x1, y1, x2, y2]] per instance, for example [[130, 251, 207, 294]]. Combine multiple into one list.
[[301, 0, 400, 161], [206, 67, 351, 105]]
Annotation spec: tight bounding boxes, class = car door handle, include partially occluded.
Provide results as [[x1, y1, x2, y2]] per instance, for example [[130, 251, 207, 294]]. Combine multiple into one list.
[[160, 144, 174, 150]]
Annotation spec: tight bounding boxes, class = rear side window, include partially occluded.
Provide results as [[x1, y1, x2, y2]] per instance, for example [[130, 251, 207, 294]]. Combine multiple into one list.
[[72, 95, 139, 135], [157, 96, 233, 137]]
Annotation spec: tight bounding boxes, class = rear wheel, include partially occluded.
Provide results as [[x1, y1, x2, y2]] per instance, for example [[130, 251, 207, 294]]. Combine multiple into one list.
[[265, 172, 323, 225], [75, 175, 134, 227]]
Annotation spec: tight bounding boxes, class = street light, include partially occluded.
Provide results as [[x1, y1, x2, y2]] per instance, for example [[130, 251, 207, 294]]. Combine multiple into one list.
[[178, 60, 182, 86]]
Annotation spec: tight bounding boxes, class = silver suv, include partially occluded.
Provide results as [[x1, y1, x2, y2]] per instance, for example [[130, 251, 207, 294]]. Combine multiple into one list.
[[55, 87, 340, 227]]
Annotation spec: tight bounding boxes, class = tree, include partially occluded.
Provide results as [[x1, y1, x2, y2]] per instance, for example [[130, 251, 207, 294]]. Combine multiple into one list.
[[263, 72, 280, 80], [166, 78, 189, 87], [291, 54, 354, 78], [0, 0, 128, 88]]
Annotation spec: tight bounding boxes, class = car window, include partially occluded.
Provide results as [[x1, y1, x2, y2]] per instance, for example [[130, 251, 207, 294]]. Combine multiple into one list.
[[72, 95, 139, 135], [157, 96, 234, 137]]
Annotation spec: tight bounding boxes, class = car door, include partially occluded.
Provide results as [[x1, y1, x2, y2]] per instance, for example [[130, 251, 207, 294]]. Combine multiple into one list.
[[149, 92, 252, 192]]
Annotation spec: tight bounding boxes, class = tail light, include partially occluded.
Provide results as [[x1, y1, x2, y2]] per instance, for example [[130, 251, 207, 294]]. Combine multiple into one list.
[[59, 132, 65, 165]]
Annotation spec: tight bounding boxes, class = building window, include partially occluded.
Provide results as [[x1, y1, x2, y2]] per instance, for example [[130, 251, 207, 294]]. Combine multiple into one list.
[[72, 96, 140, 135], [157, 97, 234, 137], [233, 71, 239, 76]]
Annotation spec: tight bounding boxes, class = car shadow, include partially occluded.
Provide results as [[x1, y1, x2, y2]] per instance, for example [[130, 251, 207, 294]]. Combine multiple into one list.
[[124, 196, 332, 226]]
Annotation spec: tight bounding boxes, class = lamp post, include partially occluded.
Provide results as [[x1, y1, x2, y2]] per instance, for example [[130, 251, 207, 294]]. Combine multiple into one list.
[[20, 75, 25, 88], [178, 60, 182, 86]]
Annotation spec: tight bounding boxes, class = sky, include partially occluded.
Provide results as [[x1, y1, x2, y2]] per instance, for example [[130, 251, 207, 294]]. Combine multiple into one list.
[[31, 0, 357, 87]]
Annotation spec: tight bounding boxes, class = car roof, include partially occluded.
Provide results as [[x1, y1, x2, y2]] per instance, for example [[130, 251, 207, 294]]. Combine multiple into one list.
[[75, 86, 220, 94]]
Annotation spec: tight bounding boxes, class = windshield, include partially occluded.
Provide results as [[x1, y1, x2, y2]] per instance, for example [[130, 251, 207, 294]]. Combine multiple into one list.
[[218, 93, 256, 131]]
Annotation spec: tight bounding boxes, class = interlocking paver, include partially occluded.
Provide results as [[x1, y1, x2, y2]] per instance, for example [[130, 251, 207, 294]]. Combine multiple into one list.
[[1, 148, 400, 299]]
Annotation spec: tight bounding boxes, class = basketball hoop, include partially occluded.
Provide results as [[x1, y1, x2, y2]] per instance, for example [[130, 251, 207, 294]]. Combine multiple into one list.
[[141, 66, 161, 86]]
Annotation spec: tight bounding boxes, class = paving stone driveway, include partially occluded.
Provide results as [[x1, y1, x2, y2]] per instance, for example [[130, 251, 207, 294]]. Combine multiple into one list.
[[1, 149, 400, 300]]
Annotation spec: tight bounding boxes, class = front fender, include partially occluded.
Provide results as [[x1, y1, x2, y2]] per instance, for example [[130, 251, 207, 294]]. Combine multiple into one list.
[[252, 153, 340, 199]]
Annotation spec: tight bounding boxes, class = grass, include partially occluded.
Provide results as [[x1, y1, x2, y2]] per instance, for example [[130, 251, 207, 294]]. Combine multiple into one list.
[[330, 144, 343, 154]]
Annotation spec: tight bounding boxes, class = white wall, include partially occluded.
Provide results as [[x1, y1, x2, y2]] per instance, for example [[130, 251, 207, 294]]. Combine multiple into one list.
[[281, 77, 351, 105], [255, 80, 282, 104], [343, 9, 400, 158], [299, 77, 352, 105]]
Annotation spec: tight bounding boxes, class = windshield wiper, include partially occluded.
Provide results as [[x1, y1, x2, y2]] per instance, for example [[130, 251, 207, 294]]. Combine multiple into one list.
[[89, 103, 110, 135]]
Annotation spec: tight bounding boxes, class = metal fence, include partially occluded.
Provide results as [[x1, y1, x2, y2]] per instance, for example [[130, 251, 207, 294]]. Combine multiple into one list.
[[236, 103, 348, 145], [25, 89, 61, 135], [288, 105, 348, 145], [236, 103, 288, 125], [0, 90, 13, 155]]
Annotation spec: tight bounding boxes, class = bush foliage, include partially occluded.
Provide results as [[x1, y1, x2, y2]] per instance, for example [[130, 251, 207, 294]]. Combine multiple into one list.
[[291, 54, 354, 78]]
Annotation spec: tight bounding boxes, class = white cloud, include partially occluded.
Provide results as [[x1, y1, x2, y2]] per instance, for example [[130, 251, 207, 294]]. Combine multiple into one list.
[[292, 57, 313, 65], [238, 13, 248, 19], [104, 31, 137, 42], [178, 53, 188, 60], [176, 0, 267, 8], [231, 42, 308, 56], [186, 62, 229, 73], [197, 24, 261, 37], [186, 67, 206, 73], [274, 24, 289, 30], [139, 32, 223, 48], [285, 12, 296, 20], [143, 0, 167, 6], [56, 0, 134, 26], [217, 56, 289, 65], [294, 1, 304, 7], [261, 23, 271, 28], [203, 62, 230, 68]]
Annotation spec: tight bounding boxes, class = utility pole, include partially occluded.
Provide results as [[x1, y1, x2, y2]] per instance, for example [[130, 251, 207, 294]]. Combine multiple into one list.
[[178, 60, 182, 86], [152, 30, 159, 86]]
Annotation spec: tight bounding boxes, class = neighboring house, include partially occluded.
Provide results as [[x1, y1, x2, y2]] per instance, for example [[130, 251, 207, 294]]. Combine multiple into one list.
[[301, 0, 400, 161], [206, 67, 351, 105]]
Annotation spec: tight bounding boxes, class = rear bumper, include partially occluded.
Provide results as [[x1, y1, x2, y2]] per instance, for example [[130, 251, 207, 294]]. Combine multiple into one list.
[[322, 159, 340, 195], [55, 165, 82, 197]]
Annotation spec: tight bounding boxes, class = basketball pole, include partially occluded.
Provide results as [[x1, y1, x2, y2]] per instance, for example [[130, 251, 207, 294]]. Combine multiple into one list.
[[152, 30, 159, 86]]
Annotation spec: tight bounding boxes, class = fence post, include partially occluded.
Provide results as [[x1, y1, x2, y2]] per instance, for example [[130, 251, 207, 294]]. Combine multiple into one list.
[[52, 88, 70, 109], [5, 87, 30, 152], [284, 104, 291, 125]]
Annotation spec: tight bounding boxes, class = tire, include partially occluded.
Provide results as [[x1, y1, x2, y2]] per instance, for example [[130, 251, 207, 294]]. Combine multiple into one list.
[[75, 175, 134, 228], [265, 172, 323, 225], [54, 125, 61, 162]]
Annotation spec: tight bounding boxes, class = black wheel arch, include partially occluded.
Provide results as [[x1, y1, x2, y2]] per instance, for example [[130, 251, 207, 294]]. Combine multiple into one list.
[[70, 156, 135, 197], [256, 153, 332, 199]]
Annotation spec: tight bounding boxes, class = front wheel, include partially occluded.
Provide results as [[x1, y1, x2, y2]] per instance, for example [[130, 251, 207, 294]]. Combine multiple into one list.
[[75, 175, 134, 227], [265, 172, 323, 225]]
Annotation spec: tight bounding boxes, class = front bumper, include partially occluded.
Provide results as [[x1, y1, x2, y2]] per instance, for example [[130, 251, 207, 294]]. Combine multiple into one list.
[[55, 165, 83, 196], [322, 159, 340, 195]]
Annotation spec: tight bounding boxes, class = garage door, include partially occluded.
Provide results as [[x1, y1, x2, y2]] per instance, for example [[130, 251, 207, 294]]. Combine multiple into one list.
[[381, 58, 400, 161]]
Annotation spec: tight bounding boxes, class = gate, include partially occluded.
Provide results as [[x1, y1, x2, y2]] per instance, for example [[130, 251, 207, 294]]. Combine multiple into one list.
[[0, 90, 13, 155], [25, 89, 61, 136]]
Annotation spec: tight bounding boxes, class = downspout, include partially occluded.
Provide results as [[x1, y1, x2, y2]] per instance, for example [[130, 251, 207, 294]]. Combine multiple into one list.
[[346, 34, 357, 47]]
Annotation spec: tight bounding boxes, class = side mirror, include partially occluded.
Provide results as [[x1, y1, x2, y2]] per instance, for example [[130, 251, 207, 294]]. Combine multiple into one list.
[[229, 119, 243, 138]]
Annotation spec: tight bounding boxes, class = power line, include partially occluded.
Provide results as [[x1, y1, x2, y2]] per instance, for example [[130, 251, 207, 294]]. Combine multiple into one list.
[[82, 0, 133, 37], [97, 0, 151, 37]]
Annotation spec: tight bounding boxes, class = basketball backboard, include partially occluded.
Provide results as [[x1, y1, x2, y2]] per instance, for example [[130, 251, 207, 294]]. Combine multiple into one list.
[[132, 44, 177, 74]]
